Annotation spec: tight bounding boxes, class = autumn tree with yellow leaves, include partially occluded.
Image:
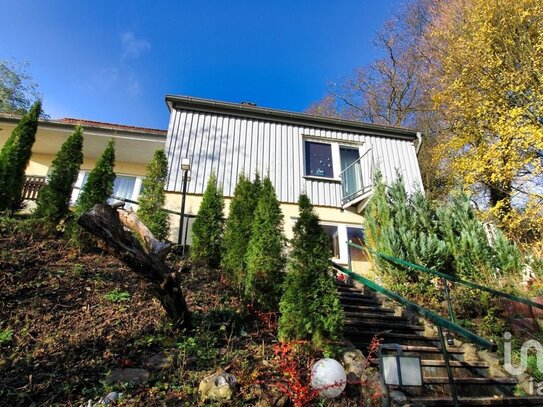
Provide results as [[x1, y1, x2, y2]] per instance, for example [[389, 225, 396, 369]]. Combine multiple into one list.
[[425, 0, 543, 238]]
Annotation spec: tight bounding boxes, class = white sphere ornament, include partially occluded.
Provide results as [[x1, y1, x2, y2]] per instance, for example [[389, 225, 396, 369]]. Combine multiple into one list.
[[310, 358, 347, 398]]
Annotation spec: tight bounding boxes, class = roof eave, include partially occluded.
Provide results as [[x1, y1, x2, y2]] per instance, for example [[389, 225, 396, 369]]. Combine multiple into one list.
[[165, 94, 419, 140]]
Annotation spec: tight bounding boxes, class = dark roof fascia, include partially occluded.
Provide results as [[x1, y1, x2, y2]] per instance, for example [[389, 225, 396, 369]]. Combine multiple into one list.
[[165, 94, 418, 140], [0, 115, 167, 140]]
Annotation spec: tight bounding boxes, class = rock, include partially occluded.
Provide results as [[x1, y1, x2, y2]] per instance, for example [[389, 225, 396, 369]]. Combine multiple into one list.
[[107, 368, 149, 385], [199, 372, 237, 402], [390, 389, 408, 406], [511, 317, 540, 336], [145, 353, 173, 371], [100, 391, 123, 405], [341, 348, 366, 395]]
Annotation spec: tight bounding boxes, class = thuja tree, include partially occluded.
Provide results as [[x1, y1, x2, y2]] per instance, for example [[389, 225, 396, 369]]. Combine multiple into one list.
[[222, 172, 261, 289], [278, 194, 343, 346], [33, 126, 84, 222], [190, 171, 224, 268], [75, 139, 116, 214], [244, 176, 285, 310], [0, 100, 41, 211], [137, 149, 169, 241], [364, 172, 522, 293]]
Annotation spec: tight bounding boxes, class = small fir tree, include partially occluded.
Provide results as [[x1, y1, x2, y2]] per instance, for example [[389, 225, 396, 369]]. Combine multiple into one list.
[[244, 176, 285, 310], [278, 194, 344, 345], [137, 149, 170, 241], [33, 126, 84, 222], [75, 139, 116, 214], [190, 171, 224, 268], [222, 172, 261, 289], [0, 100, 41, 211]]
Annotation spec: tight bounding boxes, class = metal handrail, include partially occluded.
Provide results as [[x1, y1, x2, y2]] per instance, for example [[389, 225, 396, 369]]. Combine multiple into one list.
[[331, 261, 497, 351], [347, 241, 543, 311], [338, 148, 371, 179]]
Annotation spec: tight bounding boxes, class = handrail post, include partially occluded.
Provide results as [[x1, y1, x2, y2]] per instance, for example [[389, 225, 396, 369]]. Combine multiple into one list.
[[442, 277, 456, 346], [438, 325, 460, 407]]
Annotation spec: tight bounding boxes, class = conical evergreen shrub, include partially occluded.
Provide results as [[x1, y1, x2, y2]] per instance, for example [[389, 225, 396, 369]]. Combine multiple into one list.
[[278, 194, 343, 345], [75, 139, 116, 214], [222, 172, 261, 289], [244, 176, 285, 310], [33, 126, 84, 222], [190, 171, 224, 268], [0, 100, 41, 211], [137, 149, 169, 241]]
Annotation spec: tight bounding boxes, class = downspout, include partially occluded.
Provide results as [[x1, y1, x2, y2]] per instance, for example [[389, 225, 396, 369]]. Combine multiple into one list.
[[415, 131, 423, 155]]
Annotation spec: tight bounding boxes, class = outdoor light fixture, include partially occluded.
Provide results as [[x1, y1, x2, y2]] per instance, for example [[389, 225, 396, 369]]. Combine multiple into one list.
[[178, 158, 191, 253], [380, 344, 423, 407], [181, 157, 191, 171], [310, 358, 347, 398]]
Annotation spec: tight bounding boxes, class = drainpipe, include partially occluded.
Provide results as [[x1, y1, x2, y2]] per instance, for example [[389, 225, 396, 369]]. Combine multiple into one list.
[[415, 131, 423, 155]]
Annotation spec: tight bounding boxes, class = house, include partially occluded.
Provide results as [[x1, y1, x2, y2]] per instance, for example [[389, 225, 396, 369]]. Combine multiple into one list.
[[162, 95, 424, 272], [0, 114, 167, 208]]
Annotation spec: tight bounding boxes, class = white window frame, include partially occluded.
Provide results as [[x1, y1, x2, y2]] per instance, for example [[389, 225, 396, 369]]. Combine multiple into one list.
[[303, 136, 364, 182], [71, 171, 143, 207]]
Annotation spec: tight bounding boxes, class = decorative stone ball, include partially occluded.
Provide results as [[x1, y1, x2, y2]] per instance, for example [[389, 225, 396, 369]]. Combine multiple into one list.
[[311, 358, 347, 398]]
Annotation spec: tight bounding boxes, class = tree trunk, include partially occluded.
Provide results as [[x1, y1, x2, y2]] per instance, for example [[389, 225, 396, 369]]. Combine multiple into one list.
[[77, 204, 191, 329]]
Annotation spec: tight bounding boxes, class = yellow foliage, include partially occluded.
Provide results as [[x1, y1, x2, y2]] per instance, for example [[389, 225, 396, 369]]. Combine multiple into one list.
[[424, 0, 543, 238]]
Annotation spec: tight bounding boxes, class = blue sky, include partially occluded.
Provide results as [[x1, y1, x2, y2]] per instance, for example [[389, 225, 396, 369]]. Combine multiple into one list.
[[1, 0, 402, 129]]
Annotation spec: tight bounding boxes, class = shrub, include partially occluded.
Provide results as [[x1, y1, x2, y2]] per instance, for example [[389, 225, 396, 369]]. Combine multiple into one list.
[[278, 194, 343, 345], [33, 126, 84, 222], [137, 149, 169, 241], [244, 176, 285, 310], [190, 171, 224, 268], [75, 139, 116, 214], [222, 173, 261, 289], [0, 100, 41, 211]]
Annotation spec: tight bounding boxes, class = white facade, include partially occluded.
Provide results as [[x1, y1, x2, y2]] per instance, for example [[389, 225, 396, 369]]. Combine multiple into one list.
[[165, 96, 423, 209]]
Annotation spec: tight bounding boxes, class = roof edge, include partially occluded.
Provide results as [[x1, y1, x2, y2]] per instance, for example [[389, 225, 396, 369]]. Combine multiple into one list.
[[165, 94, 419, 140]]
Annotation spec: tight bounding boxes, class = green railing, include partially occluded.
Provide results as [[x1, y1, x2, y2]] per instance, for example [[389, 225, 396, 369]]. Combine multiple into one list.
[[330, 261, 497, 351], [347, 241, 543, 312]]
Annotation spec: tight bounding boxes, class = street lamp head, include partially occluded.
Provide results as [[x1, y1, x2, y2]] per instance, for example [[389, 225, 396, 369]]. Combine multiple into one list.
[[181, 158, 191, 171]]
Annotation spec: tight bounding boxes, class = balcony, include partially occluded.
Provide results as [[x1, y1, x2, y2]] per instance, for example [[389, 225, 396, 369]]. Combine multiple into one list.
[[339, 149, 374, 212]]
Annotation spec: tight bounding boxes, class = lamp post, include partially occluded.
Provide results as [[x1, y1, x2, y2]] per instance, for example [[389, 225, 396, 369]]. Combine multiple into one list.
[[178, 158, 191, 255]]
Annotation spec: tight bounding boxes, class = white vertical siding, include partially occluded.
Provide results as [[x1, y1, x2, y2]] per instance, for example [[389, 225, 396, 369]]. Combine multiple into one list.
[[166, 109, 423, 206]]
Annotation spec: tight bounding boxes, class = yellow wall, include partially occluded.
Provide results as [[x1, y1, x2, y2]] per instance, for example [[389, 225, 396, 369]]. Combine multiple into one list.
[[24, 153, 148, 178]]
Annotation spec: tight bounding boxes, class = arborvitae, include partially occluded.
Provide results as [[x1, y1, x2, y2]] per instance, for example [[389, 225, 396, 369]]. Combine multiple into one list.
[[222, 172, 261, 289], [33, 126, 84, 222], [137, 149, 169, 241], [244, 177, 285, 310], [190, 171, 224, 268], [75, 139, 116, 214], [0, 100, 41, 211], [278, 194, 343, 345]]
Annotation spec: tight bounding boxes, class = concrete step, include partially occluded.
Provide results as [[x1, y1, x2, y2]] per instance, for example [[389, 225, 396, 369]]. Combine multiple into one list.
[[408, 396, 543, 406], [343, 312, 408, 322], [339, 295, 381, 306], [346, 331, 440, 346]]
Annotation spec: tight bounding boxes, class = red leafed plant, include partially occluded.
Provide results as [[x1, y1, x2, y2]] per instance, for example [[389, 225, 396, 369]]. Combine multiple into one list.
[[272, 341, 319, 407]]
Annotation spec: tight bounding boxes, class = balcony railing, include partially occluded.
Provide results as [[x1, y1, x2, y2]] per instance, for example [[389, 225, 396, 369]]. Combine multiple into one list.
[[339, 149, 373, 206]]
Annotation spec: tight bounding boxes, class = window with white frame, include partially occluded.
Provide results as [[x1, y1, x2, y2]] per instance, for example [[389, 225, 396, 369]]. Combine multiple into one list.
[[304, 139, 362, 181], [71, 172, 142, 208]]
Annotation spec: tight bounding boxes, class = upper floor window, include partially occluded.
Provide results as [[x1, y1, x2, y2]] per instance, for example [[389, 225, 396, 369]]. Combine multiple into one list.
[[305, 141, 334, 178]]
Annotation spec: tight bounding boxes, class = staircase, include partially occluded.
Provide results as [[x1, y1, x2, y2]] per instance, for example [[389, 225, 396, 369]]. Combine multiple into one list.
[[337, 279, 543, 406]]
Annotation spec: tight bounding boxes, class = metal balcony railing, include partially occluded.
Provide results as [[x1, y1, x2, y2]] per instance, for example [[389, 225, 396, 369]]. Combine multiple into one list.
[[339, 149, 373, 206]]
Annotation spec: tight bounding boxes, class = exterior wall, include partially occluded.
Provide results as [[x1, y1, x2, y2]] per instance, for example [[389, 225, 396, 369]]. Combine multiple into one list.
[[165, 108, 423, 208], [165, 191, 370, 267]]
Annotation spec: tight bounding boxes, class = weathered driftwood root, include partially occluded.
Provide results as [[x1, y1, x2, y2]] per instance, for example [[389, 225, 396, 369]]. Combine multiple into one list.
[[78, 204, 191, 329]]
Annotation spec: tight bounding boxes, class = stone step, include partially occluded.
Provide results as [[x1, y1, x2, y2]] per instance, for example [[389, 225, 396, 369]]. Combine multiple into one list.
[[344, 320, 424, 332], [339, 295, 381, 305], [335, 284, 367, 294], [400, 345, 465, 355], [343, 312, 408, 321], [337, 290, 377, 300], [346, 331, 440, 346], [424, 378, 516, 385], [342, 304, 395, 314], [408, 396, 543, 406]]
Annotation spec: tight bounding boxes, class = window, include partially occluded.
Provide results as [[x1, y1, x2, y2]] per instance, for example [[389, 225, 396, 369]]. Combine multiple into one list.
[[321, 224, 340, 258], [71, 172, 142, 208], [305, 141, 334, 178], [347, 227, 364, 245]]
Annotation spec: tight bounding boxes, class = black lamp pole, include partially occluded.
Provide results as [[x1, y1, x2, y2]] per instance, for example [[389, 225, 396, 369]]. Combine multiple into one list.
[[178, 169, 189, 254]]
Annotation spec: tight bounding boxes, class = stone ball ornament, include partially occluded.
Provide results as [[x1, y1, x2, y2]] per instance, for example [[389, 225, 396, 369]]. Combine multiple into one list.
[[310, 358, 347, 398]]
